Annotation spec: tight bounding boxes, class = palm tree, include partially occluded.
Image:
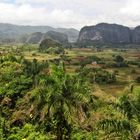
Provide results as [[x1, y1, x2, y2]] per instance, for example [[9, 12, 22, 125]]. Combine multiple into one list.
[[44, 63, 90, 140], [98, 87, 140, 139], [21, 58, 48, 87], [18, 62, 90, 139]]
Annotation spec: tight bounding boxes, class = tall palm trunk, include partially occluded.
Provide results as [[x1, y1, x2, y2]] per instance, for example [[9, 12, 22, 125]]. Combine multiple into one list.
[[56, 101, 64, 140], [57, 124, 63, 140]]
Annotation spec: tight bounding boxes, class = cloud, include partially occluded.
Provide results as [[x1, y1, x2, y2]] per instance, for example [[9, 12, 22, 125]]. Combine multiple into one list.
[[0, 0, 140, 29], [0, 2, 92, 29], [121, 0, 140, 16], [0, 3, 45, 24]]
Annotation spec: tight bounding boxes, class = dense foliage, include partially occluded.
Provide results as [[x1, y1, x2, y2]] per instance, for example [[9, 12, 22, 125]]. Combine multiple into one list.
[[1, 51, 140, 140], [39, 38, 64, 54]]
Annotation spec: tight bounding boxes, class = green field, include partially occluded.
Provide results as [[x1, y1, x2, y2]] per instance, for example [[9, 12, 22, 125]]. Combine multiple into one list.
[[1, 44, 139, 96]]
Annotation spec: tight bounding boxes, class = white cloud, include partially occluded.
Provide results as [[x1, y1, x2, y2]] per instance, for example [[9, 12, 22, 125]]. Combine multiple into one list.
[[121, 0, 140, 16], [0, 3, 46, 24], [0, 0, 140, 29], [0, 2, 92, 29], [15, 0, 48, 4]]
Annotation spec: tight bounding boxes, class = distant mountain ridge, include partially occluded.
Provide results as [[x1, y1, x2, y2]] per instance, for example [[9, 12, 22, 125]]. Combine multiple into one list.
[[2, 22, 140, 45], [78, 23, 140, 44], [0, 23, 79, 43], [26, 31, 68, 44]]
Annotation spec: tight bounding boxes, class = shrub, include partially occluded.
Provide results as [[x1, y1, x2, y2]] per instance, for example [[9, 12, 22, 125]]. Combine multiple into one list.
[[131, 69, 136, 74], [136, 76, 140, 83]]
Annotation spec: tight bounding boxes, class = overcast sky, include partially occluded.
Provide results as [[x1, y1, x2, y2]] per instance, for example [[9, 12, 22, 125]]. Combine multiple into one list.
[[0, 0, 140, 29]]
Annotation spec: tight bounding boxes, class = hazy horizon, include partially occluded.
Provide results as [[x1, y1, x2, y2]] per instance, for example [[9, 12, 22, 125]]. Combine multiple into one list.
[[0, 22, 138, 31], [0, 0, 140, 29]]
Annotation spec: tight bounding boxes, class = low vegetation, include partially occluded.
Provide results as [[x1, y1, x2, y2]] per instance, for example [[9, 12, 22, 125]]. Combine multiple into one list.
[[0, 43, 140, 140]]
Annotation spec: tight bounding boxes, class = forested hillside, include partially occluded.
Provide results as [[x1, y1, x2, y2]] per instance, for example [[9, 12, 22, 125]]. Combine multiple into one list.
[[0, 23, 79, 43]]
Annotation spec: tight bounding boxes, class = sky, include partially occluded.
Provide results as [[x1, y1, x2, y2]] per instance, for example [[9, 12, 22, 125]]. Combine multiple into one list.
[[0, 0, 140, 29]]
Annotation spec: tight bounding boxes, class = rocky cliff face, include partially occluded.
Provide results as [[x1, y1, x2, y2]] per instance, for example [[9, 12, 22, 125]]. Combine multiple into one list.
[[78, 23, 135, 44], [132, 26, 140, 44]]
